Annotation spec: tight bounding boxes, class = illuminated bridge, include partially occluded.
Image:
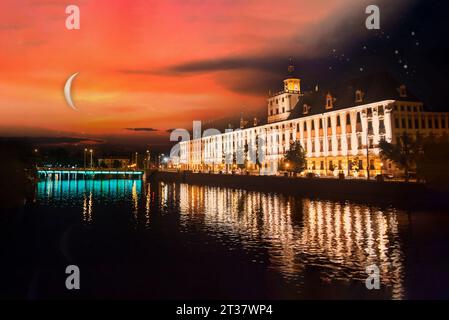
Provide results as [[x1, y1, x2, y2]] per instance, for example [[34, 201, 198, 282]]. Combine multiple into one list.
[[37, 167, 144, 180]]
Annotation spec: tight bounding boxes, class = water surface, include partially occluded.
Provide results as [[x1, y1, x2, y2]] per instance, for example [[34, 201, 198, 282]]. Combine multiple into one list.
[[2, 178, 449, 299]]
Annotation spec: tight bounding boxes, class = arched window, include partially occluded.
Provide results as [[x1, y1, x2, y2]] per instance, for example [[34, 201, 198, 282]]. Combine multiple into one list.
[[355, 90, 364, 103], [326, 93, 333, 109], [303, 104, 309, 114]]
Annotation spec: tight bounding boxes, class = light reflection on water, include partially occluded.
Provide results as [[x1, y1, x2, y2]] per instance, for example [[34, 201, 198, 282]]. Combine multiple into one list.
[[37, 179, 406, 299]]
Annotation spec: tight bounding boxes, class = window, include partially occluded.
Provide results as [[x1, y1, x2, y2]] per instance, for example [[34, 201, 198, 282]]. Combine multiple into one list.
[[401, 106, 404, 112], [270, 110, 273, 116], [303, 104, 309, 114], [338, 160, 342, 170], [379, 120, 385, 134], [312, 161, 316, 170], [327, 118, 331, 128], [326, 93, 333, 109], [408, 118, 413, 129], [319, 119, 323, 129], [369, 159, 375, 170], [311, 121, 315, 130], [359, 159, 364, 170], [346, 113, 351, 125], [402, 118, 406, 129], [378, 106, 384, 115], [435, 118, 439, 129], [329, 160, 333, 170], [338, 138, 341, 151], [304, 122, 307, 131], [422, 118, 426, 129], [395, 118, 400, 128], [355, 90, 363, 103], [282, 107, 285, 113], [428, 118, 433, 129], [415, 119, 419, 129], [320, 161, 324, 170], [282, 98, 284, 102], [337, 115, 341, 127], [368, 120, 373, 134], [442, 119, 446, 129]]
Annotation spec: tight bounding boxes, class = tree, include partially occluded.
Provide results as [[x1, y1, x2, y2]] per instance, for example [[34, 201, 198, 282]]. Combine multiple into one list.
[[379, 133, 420, 181], [282, 140, 306, 174], [254, 134, 262, 170], [237, 142, 249, 170]]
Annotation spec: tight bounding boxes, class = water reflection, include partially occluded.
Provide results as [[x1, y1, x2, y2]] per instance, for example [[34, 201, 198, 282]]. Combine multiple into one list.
[[177, 184, 405, 299], [37, 178, 142, 225], [37, 179, 405, 299]]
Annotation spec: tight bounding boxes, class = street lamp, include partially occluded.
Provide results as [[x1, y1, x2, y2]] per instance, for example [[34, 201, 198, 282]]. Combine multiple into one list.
[[84, 148, 88, 168], [146, 149, 150, 169], [89, 149, 93, 168], [33, 148, 39, 168]]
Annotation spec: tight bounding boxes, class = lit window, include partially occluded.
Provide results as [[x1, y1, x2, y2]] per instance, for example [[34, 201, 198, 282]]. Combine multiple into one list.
[[326, 93, 333, 109], [355, 90, 363, 103]]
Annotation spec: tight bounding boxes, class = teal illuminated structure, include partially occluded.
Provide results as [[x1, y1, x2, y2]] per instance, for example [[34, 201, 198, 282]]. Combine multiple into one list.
[[37, 167, 144, 180]]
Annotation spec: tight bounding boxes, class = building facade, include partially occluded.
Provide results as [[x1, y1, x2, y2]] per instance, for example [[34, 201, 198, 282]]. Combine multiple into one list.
[[179, 65, 449, 177]]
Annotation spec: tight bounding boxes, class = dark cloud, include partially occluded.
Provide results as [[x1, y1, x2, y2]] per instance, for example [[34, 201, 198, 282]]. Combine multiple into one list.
[[125, 127, 158, 132]]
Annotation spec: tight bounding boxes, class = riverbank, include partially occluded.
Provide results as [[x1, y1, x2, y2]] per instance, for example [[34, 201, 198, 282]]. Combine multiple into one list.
[[150, 170, 448, 209]]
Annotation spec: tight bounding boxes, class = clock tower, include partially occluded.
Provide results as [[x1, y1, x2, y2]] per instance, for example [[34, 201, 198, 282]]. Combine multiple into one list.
[[267, 60, 301, 123]]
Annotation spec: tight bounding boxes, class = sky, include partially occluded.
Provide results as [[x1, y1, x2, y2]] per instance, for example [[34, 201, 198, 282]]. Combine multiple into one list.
[[0, 0, 448, 148]]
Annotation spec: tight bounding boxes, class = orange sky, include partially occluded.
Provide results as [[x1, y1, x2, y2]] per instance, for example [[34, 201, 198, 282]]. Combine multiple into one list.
[[0, 0, 366, 140]]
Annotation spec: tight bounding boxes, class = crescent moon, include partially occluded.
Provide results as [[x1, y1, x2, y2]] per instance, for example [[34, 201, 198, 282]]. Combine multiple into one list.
[[64, 72, 79, 111]]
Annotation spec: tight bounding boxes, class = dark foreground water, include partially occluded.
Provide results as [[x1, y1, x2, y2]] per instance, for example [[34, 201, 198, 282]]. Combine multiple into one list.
[[1, 178, 449, 299]]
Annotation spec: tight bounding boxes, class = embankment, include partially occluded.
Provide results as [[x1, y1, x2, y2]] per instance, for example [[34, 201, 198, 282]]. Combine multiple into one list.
[[150, 170, 448, 209]]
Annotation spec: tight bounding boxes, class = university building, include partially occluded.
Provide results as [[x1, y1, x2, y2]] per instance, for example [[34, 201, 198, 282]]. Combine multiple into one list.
[[179, 63, 449, 177]]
